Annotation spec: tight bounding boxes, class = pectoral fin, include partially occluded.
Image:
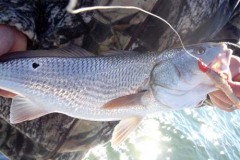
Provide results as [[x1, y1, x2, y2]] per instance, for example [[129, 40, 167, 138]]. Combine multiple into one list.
[[102, 91, 146, 109], [10, 95, 53, 124], [111, 116, 142, 146]]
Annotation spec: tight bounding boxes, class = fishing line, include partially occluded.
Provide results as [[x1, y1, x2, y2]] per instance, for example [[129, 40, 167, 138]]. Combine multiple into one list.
[[66, 0, 200, 61], [66, 1, 240, 116]]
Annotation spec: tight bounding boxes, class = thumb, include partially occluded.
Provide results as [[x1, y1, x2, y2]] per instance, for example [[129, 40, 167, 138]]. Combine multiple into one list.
[[0, 25, 15, 55], [9, 26, 27, 52], [0, 24, 27, 55], [0, 25, 27, 98], [228, 79, 240, 97]]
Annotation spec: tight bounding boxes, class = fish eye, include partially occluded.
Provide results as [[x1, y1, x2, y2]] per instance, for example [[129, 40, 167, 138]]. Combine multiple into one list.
[[194, 47, 206, 55]]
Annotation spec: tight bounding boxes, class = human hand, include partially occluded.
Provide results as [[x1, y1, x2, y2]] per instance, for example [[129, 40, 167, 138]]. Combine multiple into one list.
[[0, 24, 27, 98], [208, 55, 240, 112]]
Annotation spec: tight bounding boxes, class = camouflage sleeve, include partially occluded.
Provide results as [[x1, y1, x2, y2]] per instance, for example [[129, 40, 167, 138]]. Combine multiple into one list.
[[226, 10, 240, 56], [210, 2, 240, 54], [0, 0, 96, 49], [82, 0, 240, 53], [36, 0, 96, 49], [0, 0, 38, 41], [0, 116, 49, 160]]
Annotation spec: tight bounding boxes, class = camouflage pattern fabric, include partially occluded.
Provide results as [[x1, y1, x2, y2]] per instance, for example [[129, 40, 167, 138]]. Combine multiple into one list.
[[0, 0, 239, 159]]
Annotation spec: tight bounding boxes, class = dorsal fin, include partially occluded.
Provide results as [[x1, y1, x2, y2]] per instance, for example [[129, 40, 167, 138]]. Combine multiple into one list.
[[102, 50, 139, 56], [0, 44, 95, 62]]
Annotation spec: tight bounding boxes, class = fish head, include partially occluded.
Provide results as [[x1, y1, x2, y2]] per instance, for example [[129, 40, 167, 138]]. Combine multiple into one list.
[[187, 42, 232, 74], [150, 42, 233, 109]]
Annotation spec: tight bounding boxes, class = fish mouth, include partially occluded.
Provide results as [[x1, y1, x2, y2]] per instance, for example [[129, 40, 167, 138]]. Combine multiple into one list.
[[207, 46, 233, 77]]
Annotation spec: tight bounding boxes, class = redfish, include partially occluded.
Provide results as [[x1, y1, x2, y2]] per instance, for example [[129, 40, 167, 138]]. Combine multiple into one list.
[[0, 43, 232, 144]]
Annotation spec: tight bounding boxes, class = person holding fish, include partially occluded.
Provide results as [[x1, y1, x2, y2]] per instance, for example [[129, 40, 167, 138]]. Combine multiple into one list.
[[0, 0, 240, 159]]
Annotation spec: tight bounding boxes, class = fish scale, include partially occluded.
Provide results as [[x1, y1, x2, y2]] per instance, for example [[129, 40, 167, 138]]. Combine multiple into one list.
[[0, 53, 156, 120], [0, 43, 231, 124]]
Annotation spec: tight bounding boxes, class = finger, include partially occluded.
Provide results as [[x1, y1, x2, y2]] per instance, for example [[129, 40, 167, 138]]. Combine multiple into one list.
[[229, 55, 240, 78], [233, 73, 240, 82], [0, 25, 15, 55], [9, 27, 27, 52], [228, 80, 240, 97], [0, 24, 27, 56], [209, 93, 236, 112], [226, 56, 240, 96], [209, 90, 233, 104], [0, 89, 16, 98]]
